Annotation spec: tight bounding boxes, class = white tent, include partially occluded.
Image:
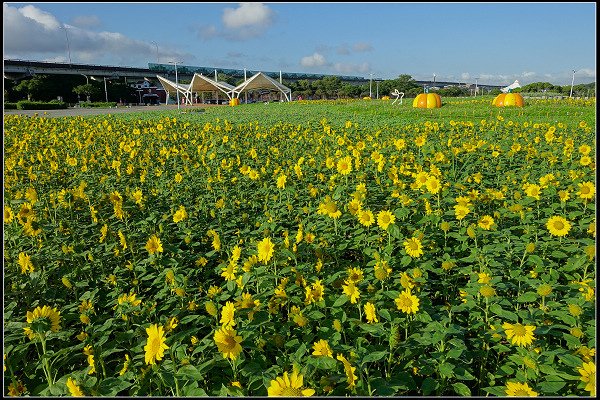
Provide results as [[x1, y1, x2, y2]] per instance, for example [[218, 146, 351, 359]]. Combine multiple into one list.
[[157, 70, 292, 104], [501, 80, 521, 93], [156, 75, 191, 105], [231, 72, 291, 102]]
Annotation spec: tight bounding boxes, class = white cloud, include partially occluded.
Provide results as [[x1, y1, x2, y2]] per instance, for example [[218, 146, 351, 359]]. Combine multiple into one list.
[[352, 42, 373, 52], [71, 15, 101, 29], [301, 52, 327, 68], [461, 72, 471, 80], [522, 71, 536, 78], [198, 24, 218, 40], [18, 4, 61, 30], [3, 4, 192, 66], [333, 62, 370, 74], [222, 3, 274, 38]]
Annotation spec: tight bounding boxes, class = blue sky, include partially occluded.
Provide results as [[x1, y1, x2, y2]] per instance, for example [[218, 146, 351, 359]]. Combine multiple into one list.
[[3, 2, 596, 85]]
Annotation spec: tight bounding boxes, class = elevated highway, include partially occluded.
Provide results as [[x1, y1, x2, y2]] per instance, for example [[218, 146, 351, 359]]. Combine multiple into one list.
[[4, 59, 155, 81]]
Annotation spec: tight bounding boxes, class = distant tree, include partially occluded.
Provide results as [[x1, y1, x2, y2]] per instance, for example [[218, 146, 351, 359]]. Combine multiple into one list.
[[340, 83, 361, 98], [437, 86, 468, 97], [14, 75, 47, 101], [73, 84, 101, 102]]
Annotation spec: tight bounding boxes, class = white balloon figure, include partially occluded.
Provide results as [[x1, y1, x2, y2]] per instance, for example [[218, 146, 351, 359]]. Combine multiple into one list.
[[391, 89, 405, 105]]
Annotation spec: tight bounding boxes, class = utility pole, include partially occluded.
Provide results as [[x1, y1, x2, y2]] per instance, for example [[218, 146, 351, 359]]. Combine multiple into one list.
[[60, 24, 72, 65], [369, 73, 373, 97]]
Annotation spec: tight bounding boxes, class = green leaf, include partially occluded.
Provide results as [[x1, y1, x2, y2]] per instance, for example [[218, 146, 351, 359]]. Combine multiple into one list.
[[452, 382, 471, 396], [538, 378, 566, 394], [517, 291, 538, 302], [438, 362, 455, 378], [421, 377, 439, 395], [177, 364, 203, 381], [361, 350, 387, 364], [97, 378, 132, 396], [332, 295, 349, 307]]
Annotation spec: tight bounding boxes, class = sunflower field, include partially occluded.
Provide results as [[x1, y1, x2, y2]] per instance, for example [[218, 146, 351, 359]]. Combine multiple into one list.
[[3, 96, 596, 397]]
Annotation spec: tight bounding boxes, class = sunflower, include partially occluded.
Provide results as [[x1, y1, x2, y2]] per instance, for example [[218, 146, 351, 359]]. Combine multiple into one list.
[[505, 381, 538, 397], [66, 377, 84, 397], [425, 176, 441, 194], [578, 361, 596, 396], [312, 339, 333, 357], [377, 210, 395, 230], [524, 184, 541, 200], [337, 354, 358, 388], [502, 322, 536, 347], [395, 289, 419, 314], [342, 280, 360, 304], [578, 181, 595, 200], [145, 234, 163, 255], [18, 252, 35, 275], [4, 205, 14, 223], [257, 237, 275, 264], [364, 302, 379, 323], [357, 209, 375, 227], [276, 174, 287, 189], [346, 267, 364, 283], [214, 326, 243, 360], [403, 237, 423, 258], [220, 301, 236, 327], [24, 305, 61, 340], [336, 156, 353, 175], [478, 215, 495, 230], [454, 205, 470, 221], [267, 368, 315, 397], [546, 216, 571, 237], [173, 205, 187, 223], [144, 324, 169, 365]]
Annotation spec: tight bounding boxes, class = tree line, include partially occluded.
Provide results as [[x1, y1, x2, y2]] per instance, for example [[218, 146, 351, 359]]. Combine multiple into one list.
[[4, 73, 596, 103]]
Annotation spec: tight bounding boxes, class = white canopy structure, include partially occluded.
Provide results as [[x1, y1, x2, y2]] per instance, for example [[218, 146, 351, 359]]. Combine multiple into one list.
[[156, 70, 292, 104], [501, 80, 521, 93], [231, 72, 291, 102], [156, 75, 192, 105]]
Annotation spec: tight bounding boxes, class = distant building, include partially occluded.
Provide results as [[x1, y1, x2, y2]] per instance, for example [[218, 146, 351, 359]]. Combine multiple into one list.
[[130, 80, 167, 104]]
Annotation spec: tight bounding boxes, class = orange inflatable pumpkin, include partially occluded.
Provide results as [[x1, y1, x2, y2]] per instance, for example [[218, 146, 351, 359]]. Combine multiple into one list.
[[492, 93, 524, 107], [413, 93, 442, 108]]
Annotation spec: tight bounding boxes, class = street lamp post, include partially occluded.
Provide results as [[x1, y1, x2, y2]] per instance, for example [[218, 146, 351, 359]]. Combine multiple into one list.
[[474, 77, 479, 97], [104, 77, 109, 102], [151, 41, 159, 63], [369, 73, 373, 98], [569, 69, 577, 98], [169, 61, 183, 110]]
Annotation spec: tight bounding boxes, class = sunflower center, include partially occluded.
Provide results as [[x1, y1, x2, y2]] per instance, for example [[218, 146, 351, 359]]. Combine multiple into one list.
[[581, 186, 590, 194], [512, 324, 526, 337], [553, 221, 565, 230], [513, 389, 530, 396], [223, 335, 237, 349], [409, 241, 419, 251], [399, 296, 413, 308], [280, 387, 303, 396]]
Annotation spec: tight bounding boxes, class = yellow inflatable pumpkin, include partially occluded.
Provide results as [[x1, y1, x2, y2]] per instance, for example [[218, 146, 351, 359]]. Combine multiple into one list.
[[492, 93, 524, 107], [229, 98, 240, 106], [413, 93, 442, 108]]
